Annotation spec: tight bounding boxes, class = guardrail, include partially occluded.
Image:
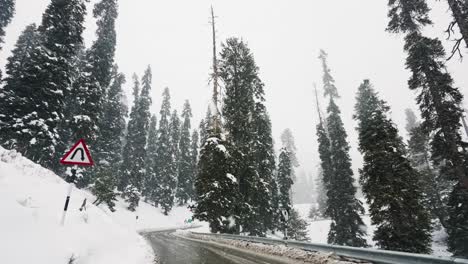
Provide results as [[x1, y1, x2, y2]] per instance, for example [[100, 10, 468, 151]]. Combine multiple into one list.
[[192, 232, 468, 264]]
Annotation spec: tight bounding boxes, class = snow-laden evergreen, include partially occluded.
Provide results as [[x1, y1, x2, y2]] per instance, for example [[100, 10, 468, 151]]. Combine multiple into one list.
[[219, 37, 277, 236], [0, 0, 86, 169], [354, 79, 432, 253], [0, 0, 15, 79], [176, 100, 193, 205], [154, 88, 177, 215], [120, 67, 152, 211], [143, 115, 157, 202], [405, 109, 450, 228], [316, 50, 367, 247], [387, 1, 468, 256]]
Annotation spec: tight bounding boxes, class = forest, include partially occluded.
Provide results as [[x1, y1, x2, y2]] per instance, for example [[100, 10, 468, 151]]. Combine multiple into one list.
[[0, 0, 467, 258]]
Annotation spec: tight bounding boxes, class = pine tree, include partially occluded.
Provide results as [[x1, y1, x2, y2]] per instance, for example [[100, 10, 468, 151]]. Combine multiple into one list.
[[120, 66, 152, 211], [64, 0, 118, 175], [288, 209, 309, 241], [194, 12, 240, 232], [0, 0, 15, 79], [405, 109, 449, 228], [220, 37, 269, 235], [387, 1, 468, 256], [92, 168, 118, 212], [90, 68, 127, 208], [97, 66, 127, 169], [326, 97, 367, 247], [0, 24, 39, 148], [0, 0, 15, 50], [0, 0, 86, 169], [155, 88, 177, 215], [176, 101, 193, 205], [280, 129, 299, 168], [315, 168, 328, 218], [189, 130, 199, 202], [277, 148, 293, 214], [170, 109, 181, 176], [250, 99, 277, 236], [144, 115, 157, 202], [319, 50, 367, 247], [193, 135, 239, 233], [354, 79, 431, 253]]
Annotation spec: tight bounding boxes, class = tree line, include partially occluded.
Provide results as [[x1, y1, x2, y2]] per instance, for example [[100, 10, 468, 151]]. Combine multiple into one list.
[[311, 0, 468, 257], [1, 0, 467, 257]]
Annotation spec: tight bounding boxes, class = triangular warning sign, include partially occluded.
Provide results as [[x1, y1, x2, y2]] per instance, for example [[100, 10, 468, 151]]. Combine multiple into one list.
[[60, 139, 94, 166]]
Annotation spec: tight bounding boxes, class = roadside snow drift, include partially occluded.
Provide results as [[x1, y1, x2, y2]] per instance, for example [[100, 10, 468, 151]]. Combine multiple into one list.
[[0, 147, 154, 264]]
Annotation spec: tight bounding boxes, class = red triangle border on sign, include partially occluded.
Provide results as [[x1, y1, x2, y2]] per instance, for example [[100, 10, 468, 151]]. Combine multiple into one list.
[[60, 138, 94, 166]]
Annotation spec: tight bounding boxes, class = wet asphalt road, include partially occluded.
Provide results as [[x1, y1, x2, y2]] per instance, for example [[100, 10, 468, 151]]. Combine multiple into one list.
[[144, 231, 293, 264]]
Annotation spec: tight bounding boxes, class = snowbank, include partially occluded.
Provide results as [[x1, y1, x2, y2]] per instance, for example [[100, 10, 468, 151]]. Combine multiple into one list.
[[0, 146, 205, 264]]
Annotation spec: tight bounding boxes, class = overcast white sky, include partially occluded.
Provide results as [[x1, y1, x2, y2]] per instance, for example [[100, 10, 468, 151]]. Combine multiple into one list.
[[1, 0, 467, 180]]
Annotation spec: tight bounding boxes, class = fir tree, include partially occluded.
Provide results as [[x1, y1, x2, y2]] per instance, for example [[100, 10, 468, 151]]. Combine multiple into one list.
[[120, 67, 152, 211], [176, 101, 193, 205], [0, 0, 15, 50], [144, 115, 157, 202], [354, 79, 431, 253], [170, 109, 181, 175], [193, 135, 238, 233], [288, 209, 309, 241], [387, 1, 468, 255], [65, 0, 118, 161], [0, 24, 39, 148], [326, 97, 367, 247], [277, 148, 293, 214], [319, 50, 367, 247], [0, 0, 15, 79], [249, 99, 277, 236], [97, 66, 127, 168], [319, 49, 339, 99], [220, 37, 267, 235], [315, 168, 328, 218], [92, 168, 118, 212], [155, 88, 177, 215], [189, 130, 199, 202], [280, 128, 299, 168], [405, 109, 449, 228], [0, 0, 86, 169]]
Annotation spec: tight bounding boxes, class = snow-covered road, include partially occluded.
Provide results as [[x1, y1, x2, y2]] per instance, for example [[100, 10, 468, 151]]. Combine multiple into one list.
[[144, 231, 295, 264]]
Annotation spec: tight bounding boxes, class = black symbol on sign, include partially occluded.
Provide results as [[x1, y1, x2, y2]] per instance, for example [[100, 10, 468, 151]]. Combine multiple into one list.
[[71, 148, 85, 161]]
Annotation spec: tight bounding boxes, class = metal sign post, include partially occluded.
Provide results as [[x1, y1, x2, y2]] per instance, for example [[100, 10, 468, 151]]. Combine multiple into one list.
[[281, 209, 289, 240], [59, 139, 94, 226], [60, 168, 77, 226]]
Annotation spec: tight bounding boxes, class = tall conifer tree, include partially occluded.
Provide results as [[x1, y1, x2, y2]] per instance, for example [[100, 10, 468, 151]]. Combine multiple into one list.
[[387, 1, 468, 256], [176, 101, 193, 205], [354, 80, 431, 253], [144, 115, 157, 202], [319, 50, 367, 247], [0, 0, 15, 79], [155, 88, 177, 215], [194, 8, 239, 232], [0, 0, 86, 168], [120, 67, 152, 211]]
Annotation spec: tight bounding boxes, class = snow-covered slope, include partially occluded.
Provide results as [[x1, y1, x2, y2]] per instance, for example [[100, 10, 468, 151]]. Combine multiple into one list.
[[0, 146, 207, 264]]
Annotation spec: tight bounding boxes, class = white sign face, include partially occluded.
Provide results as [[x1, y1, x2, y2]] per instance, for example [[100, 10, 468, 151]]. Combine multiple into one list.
[[60, 139, 94, 166], [281, 209, 289, 221]]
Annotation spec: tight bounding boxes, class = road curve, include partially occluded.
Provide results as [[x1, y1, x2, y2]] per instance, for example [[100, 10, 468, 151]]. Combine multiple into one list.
[[143, 230, 296, 264]]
